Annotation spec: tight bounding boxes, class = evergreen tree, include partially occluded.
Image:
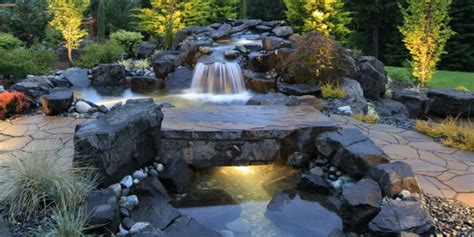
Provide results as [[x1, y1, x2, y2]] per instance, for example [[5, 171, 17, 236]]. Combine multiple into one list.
[[399, 0, 454, 87], [284, 0, 306, 32], [248, 0, 286, 21], [240, 0, 247, 19], [49, 0, 90, 64], [182, 0, 213, 26], [212, 0, 237, 21], [303, 0, 351, 43], [97, 0, 106, 41]]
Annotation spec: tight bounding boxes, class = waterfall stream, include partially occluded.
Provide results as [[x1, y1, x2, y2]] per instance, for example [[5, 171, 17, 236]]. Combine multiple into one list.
[[190, 62, 246, 94]]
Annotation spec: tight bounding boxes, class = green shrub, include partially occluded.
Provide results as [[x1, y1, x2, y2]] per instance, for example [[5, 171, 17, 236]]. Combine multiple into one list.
[[289, 32, 354, 86], [385, 66, 416, 83], [0, 33, 23, 50], [0, 154, 98, 221], [110, 30, 143, 56], [321, 82, 348, 99], [0, 48, 57, 78], [44, 205, 88, 237], [44, 28, 64, 49], [77, 41, 124, 68]]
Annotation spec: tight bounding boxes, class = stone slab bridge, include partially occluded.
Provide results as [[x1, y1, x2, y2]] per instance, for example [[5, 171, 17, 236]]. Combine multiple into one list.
[[0, 106, 473, 207]]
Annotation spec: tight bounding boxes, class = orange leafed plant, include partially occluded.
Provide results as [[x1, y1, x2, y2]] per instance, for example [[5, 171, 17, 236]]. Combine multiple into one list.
[[0, 91, 29, 120]]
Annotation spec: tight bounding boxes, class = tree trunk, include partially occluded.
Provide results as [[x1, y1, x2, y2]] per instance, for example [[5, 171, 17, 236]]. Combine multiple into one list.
[[372, 0, 380, 58], [67, 43, 74, 65]]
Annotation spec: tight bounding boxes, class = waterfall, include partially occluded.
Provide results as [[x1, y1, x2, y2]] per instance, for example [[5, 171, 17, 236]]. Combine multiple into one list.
[[190, 62, 246, 94]]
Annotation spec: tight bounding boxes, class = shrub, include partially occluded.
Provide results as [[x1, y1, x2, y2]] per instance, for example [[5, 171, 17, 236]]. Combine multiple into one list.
[[352, 114, 379, 124], [134, 59, 150, 69], [77, 41, 124, 68], [44, 205, 88, 237], [416, 117, 474, 152], [118, 59, 134, 70], [321, 83, 347, 99], [385, 66, 416, 83], [289, 32, 354, 86], [0, 154, 98, 221], [0, 91, 29, 120], [44, 28, 64, 49], [0, 48, 58, 78], [0, 33, 23, 50], [110, 30, 143, 56]]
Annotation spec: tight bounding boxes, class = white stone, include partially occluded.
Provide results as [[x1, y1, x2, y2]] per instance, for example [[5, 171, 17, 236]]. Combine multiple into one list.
[[120, 175, 133, 188], [129, 222, 151, 234], [118, 224, 129, 236], [120, 195, 139, 210], [0, 85, 5, 93], [330, 179, 344, 191], [225, 218, 252, 233], [399, 190, 411, 199], [108, 183, 122, 198], [156, 163, 165, 172], [309, 167, 324, 176], [75, 101, 92, 114], [133, 178, 140, 184], [337, 106, 352, 115], [132, 170, 146, 180]]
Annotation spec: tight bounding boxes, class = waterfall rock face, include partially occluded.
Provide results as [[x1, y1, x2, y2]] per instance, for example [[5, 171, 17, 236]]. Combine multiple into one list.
[[190, 62, 246, 94]]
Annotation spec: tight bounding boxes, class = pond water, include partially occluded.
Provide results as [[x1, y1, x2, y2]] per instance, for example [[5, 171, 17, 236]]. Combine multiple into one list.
[[171, 163, 343, 237]]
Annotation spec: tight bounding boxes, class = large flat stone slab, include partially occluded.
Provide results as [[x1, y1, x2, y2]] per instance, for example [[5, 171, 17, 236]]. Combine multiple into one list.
[[160, 106, 337, 167]]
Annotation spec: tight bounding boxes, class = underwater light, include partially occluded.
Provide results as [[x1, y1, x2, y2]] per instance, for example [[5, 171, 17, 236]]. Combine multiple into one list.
[[236, 166, 251, 174]]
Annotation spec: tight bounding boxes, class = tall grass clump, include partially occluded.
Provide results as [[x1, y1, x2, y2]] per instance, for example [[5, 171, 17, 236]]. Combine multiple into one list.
[[43, 205, 89, 237], [321, 83, 347, 99], [0, 154, 98, 222], [416, 117, 474, 152]]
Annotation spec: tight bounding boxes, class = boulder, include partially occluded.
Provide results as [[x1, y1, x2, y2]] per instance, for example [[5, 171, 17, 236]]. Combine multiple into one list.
[[427, 88, 474, 117], [366, 161, 421, 198], [11, 76, 53, 99], [209, 23, 232, 40], [297, 172, 330, 194], [91, 64, 127, 86], [224, 50, 239, 59], [164, 66, 194, 92], [163, 215, 222, 237], [315, 129, 368, 159], [137, 42, 156, 59], [392, 89, 432, 118], [130, 76, 164, 91], [74, 99, 163, 187], [159, 156, 194, 194], [274, 48, 296, 71], [248, 51, 275, 73], [369, 200, 434, 236], [354, 56, 388, 100], [341, 179, 382, 233], [278, 83, 321, 97], [152, 51, 186, 79], [172, 26, 213, 49], [262, 37, 292, 51], [287, 151, 310, 168], [85, 188, 120, 234], [48, 76, 72, 88], [231, 19, 261, 33], [75, 101, 92, 114], [273, 26, 294, 37], [179, 40, 213, 65], [40, 88, 73, 115], [132, 177, 169, 199], [338, 77, 368, 115], [256, 25, 273, 33], [131, 196, 180, 230], [242, 70, 276, 93], [373, 99, 410, 118], [246, 93, 300, 106], [62, 67, 89, 87]]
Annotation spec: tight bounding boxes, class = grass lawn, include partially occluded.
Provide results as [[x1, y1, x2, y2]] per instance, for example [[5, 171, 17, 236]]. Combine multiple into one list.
[[385, 66, 474, 91]]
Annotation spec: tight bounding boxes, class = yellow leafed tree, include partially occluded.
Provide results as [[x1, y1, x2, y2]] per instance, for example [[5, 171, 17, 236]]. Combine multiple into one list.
[[48, 0, 90, 64]]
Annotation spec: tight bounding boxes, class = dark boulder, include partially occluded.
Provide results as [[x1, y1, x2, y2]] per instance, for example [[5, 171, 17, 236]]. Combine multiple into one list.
[[172, 189, 237, 208], [373, 99, 410, 118], [366, 161, 421, 198], [341, 178, 382, 233], [246, 93, 300, 106], [287, 151, 310, 168], [132, 177, 169, 199], [278, 82, 321, 97], [40, 88, 73, 115], [256, 25, 273, 33], [48, 76, 72, 88], [427, 88, 474, 117], [297, 172, 330, 194], [209, 23, 232, 40], [173, 26, 213, 49], [369, 200, 434, 236], [262, 37, 292, 51], [248, 51, 275, 73], [273, 26, 294, 37], [392, 89, 432, 118], [179, 40, 213, 65], [230, 19, 261, 33], [137, 42, 157, 59], [274, 48, 296, 71], [338, 77, 368, 115], [62, 67, 89, 87], [91, 64, 126, 86], [74, 99, 163, 187], [130, 76, 164, 91], [242, 70, 276, 93], [85, 188, 120, 234], [159, 156, 194, 194], [315, 128, 367, 159], [131, 196, 180, 230], [11, 76, 53, 99], [354, 56, 388, 100], [163, 215, 222, 237], [152, 51, 186, 79], [164, 66, 194, 92]]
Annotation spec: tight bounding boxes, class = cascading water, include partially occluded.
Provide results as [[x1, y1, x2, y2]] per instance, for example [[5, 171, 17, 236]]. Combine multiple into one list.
[[190, 62, 246, 94]]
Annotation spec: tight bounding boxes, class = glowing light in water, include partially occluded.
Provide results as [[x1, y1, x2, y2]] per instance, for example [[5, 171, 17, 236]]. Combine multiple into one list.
[[236, 166, 251, 174], [191, 62, 246, 94]]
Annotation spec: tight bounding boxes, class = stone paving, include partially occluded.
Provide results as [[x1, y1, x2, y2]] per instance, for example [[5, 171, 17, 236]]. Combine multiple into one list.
[[0, 113, 473, 207]]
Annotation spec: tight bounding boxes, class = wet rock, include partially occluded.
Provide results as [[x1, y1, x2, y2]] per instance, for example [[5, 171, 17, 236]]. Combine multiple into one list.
[[131, 196, 180, 230], [137, 42, 156, 59], [273, 26, 294, 37], [152, 51, 186, 79], [62, 67, 89, 87], [369, 200, 434, 236], [180, 40, 213, 65], [256, 25, 273, 32], [366, 161, 421, 198], [40, 88, 73, 115], [122, 217, 135, 230], [315, 129, 367, 159], [262, 37, 292, 51], [74, 99, 163, 187], [75, 101, 92, 114], [242, 70, 276, 93], [130, 222, 153, 234], [132, 177, 169, 199], [132, 170, 146, 180], [248, 51, 275, 72], [85, 188, 120, 234], [91, 64, 127, 86], [226, 218, 251, 234], [224, 50, 239, 59], [159, 156, 193, 193], [297, 172, 330, 194], [373, 99, 410, 118], [274, 48, 296, 71], [164, 215, 222, 237], [427, 88, 474, 117], [120, 175, 133, 189], [278, 83, 321, 97], [392, 89, 432, 118], [48, 76, 72, 88], [287, 152, 310, 168], [246, 93, 300, 106], [172, 189, 236, 208], [209, 23, 232, 40], [11, 76, 53, 99], [130, 76, 163, 91], [341, 178, 382, 233], [354, 56, 388, 100], [164, 66, 193, 92]]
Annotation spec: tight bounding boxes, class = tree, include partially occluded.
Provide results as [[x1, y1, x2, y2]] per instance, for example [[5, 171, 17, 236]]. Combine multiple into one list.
[[284, 0, 306, 32], [399, 0, 454, 87], [248, 0, 286, 21], [49, 0, 90, 64], [181, 0, 213, 26], [137, 0, 184, 49], [97, 0, 105, 41], [211, 0, 237, 21], [240, 0, 247, 18]]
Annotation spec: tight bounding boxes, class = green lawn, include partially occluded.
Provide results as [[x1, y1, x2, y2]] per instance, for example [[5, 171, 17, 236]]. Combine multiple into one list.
[[385, 66, 474, 91]]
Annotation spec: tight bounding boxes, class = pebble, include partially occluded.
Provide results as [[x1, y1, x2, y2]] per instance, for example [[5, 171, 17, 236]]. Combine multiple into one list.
[[132, 170, 146, 180], [108, 183, 122, 198], [156, 163, 165, 172], [149, 168, 159, 177], [75, 101, 92, 114], [133, 179, 140, 185], [120, 175, 133, 188], [122, 217, 136, 230], [120, 208, 130, 218], [309, 166, 324, 176], [120, 195, 139, 210], [121, 188, 130, 196]]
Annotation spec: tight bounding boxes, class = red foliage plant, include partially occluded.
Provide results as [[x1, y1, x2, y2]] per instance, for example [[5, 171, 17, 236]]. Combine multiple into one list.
[[0, 91, 29, 120]]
